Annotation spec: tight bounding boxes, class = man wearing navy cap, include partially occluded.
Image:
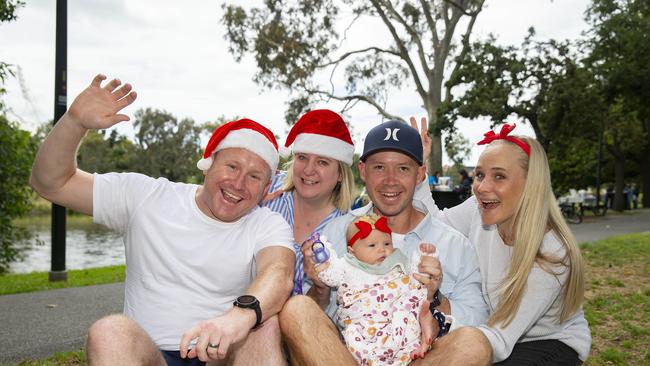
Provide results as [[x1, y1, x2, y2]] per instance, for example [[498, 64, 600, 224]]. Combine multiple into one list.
[[279, 120, 490, 365]]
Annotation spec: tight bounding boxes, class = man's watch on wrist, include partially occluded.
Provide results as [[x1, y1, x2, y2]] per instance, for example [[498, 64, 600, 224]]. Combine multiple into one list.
[[233, 295, 262, 329]]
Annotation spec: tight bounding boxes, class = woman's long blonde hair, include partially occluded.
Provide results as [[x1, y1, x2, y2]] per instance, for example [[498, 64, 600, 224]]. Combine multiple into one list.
[[487, 136, 585, 327], [280, 156, 355, 213]]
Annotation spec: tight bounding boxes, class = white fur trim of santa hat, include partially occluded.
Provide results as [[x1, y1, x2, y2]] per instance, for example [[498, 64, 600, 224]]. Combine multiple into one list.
[[197, 120, 279, 172], [282, 109, 354, 165], [292, 133, 354, 165]]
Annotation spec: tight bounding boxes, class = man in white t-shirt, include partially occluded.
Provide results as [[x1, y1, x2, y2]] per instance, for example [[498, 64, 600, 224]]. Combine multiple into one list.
[[30, 74, 295, 366]]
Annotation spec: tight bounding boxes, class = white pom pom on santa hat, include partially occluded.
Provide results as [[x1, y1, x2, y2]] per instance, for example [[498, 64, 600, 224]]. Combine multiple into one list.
[[197, 119, 279, 172], [282, 109, 354, 165]]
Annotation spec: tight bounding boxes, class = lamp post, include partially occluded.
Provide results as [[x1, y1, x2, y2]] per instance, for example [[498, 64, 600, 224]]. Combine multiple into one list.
[[50, 0, 67, 282]]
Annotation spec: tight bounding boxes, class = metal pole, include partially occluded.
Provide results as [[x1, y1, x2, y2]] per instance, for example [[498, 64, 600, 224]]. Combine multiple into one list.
[[596, 129, 603, 205], [50, 0, 67, 282]]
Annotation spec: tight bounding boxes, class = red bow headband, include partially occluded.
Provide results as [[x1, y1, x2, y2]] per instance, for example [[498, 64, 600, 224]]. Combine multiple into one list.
[[477, 123, 530, 156], [348, 216, 392, 247]]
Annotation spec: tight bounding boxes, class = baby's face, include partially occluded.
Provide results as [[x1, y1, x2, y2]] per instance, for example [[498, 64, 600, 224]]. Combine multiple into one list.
[[349, 230, 393, 265]]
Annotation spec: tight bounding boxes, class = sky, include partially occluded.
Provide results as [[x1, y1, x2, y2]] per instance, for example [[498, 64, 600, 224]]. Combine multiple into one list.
[[0, 0, 591, 166]]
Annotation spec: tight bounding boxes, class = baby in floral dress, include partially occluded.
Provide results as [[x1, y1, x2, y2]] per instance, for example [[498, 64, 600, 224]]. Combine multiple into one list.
[[316, 215, 434, 366]]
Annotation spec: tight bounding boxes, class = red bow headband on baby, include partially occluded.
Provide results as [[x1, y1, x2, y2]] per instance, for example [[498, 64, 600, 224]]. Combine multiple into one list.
[[477, 123, 530, 156], [348, 216, 392, 247]]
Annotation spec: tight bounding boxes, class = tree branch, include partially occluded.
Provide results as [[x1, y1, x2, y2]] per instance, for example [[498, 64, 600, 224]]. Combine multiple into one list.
[[380, 0, 430, 75], [317, 46, 400, 68], [305, 87, 405, 122], [369, 0, 428, 101], [445, 0, 477, 16], [419, 0, 440, 49], [443, 0, 484, 104]]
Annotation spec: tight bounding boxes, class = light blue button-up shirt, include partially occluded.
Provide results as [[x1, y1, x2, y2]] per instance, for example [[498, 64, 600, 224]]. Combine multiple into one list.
[[310, 201, 489, 327]]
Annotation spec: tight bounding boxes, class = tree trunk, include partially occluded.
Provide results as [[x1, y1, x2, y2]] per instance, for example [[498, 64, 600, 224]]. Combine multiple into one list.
[[430, 133, 443, 174], [613, 156, 626, 212]]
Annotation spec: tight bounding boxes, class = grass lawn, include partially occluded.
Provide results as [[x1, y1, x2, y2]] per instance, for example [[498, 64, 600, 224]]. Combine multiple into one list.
[[0, 265, 124, 296], [1, 233, 648, 365], [581, 232, 650, 365]]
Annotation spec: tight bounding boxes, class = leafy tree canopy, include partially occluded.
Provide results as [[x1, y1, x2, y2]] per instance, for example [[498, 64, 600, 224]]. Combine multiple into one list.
[[0, 117, 37, 273], [132, 108, 204, 183]]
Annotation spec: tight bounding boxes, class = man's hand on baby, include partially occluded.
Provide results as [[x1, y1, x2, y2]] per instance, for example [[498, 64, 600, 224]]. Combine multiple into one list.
[[413, 243, 443, 300]]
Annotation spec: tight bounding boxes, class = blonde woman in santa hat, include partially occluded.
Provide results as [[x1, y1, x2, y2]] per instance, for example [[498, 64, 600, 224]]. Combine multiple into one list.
[[30, 74, 295, 366], [262, 109, 356, 295], [412, 123, 590, 365]]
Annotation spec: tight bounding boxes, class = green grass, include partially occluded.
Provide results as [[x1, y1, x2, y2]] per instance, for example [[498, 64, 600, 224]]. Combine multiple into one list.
[[0, 265, 125, 296], [0, 350, 86, 366], [581, 232, 650, 366], [2, 233, 648, 365]]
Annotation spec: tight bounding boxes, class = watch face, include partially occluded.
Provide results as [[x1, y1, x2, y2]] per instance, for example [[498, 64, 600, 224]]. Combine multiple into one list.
[[237, 295, 257, 306]]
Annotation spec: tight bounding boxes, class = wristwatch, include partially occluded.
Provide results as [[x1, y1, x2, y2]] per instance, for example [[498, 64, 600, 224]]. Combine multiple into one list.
[[429, 289, 442, 309], [233, 295, 262, 329], [430, 308, 452, 338]]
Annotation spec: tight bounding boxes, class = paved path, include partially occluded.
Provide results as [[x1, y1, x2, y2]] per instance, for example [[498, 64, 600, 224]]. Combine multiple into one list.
[[0, 283, 123, 363], [570, 208, 650, 244], [1, 209, 648, 363]]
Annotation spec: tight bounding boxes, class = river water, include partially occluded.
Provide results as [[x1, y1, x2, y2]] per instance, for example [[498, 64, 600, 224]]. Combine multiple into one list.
[[9, 216, 125, 274]]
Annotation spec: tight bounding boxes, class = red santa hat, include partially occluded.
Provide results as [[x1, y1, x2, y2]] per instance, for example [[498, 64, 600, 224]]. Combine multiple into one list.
[[281, 109, 354, 165], [197, 118, 279, 172]]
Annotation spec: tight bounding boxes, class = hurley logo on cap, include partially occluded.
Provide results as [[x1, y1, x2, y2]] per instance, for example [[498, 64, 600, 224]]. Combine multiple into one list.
[[360, 120, 423, 166], [383, 127, 401, 142]]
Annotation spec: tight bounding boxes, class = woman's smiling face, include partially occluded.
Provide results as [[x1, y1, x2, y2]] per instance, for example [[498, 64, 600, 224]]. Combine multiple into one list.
[[472, 142, 527, 231]]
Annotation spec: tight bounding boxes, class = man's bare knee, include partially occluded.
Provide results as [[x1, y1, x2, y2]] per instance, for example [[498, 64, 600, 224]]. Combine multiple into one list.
[[87, 314, 131, 350], [86, 314, 163, 366], [221, 315, 285, 366], [279, 295, 319, 330], [435, 327, 492, 366]]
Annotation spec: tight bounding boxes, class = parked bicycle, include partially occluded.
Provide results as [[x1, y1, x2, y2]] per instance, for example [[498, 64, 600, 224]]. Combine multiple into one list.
[[559, 201, 583, 224]]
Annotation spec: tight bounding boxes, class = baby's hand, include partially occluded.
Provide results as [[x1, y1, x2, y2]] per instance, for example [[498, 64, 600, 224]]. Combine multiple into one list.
[[413, 243, 443, 301]]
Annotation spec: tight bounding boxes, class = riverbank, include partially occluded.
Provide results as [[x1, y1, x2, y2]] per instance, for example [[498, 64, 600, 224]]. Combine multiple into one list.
[[9, 214, 123, 274]]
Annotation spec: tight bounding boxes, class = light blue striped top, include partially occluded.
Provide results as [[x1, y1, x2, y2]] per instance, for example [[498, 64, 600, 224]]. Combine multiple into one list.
[[261, 171, 344, 295]]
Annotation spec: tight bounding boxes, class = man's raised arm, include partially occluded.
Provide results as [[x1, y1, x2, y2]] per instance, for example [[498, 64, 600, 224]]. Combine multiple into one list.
[[29, 74, 137, 215]]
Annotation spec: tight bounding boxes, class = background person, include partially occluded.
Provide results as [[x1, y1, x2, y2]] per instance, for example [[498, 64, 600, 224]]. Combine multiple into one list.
[[453, 169, 473, 202], [29, 74, 295, 366]]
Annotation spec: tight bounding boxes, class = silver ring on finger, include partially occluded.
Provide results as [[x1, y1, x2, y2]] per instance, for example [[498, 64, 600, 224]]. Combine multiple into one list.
[[208, 343, 219, 349]]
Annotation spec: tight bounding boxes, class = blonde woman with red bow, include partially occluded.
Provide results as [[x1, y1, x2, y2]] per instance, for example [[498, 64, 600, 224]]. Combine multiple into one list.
[[414, 123, 591, 365]]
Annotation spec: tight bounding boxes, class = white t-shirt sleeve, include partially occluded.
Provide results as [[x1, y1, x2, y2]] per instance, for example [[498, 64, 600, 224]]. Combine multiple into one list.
[[438, 196, 478, 237], [414, 177, 442, 218], [93, 172, 162, 234], [250, 208, 294, 255]]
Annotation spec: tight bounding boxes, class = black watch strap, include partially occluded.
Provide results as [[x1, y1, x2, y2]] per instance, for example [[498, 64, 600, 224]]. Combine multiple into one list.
[[430, 289, 442, 309], [233, 295, 262, 329], [431, 308, 452, 338]]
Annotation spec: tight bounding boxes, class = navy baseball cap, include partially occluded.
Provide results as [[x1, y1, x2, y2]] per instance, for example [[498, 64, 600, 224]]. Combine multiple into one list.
[[360, 120, 423, 165]]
